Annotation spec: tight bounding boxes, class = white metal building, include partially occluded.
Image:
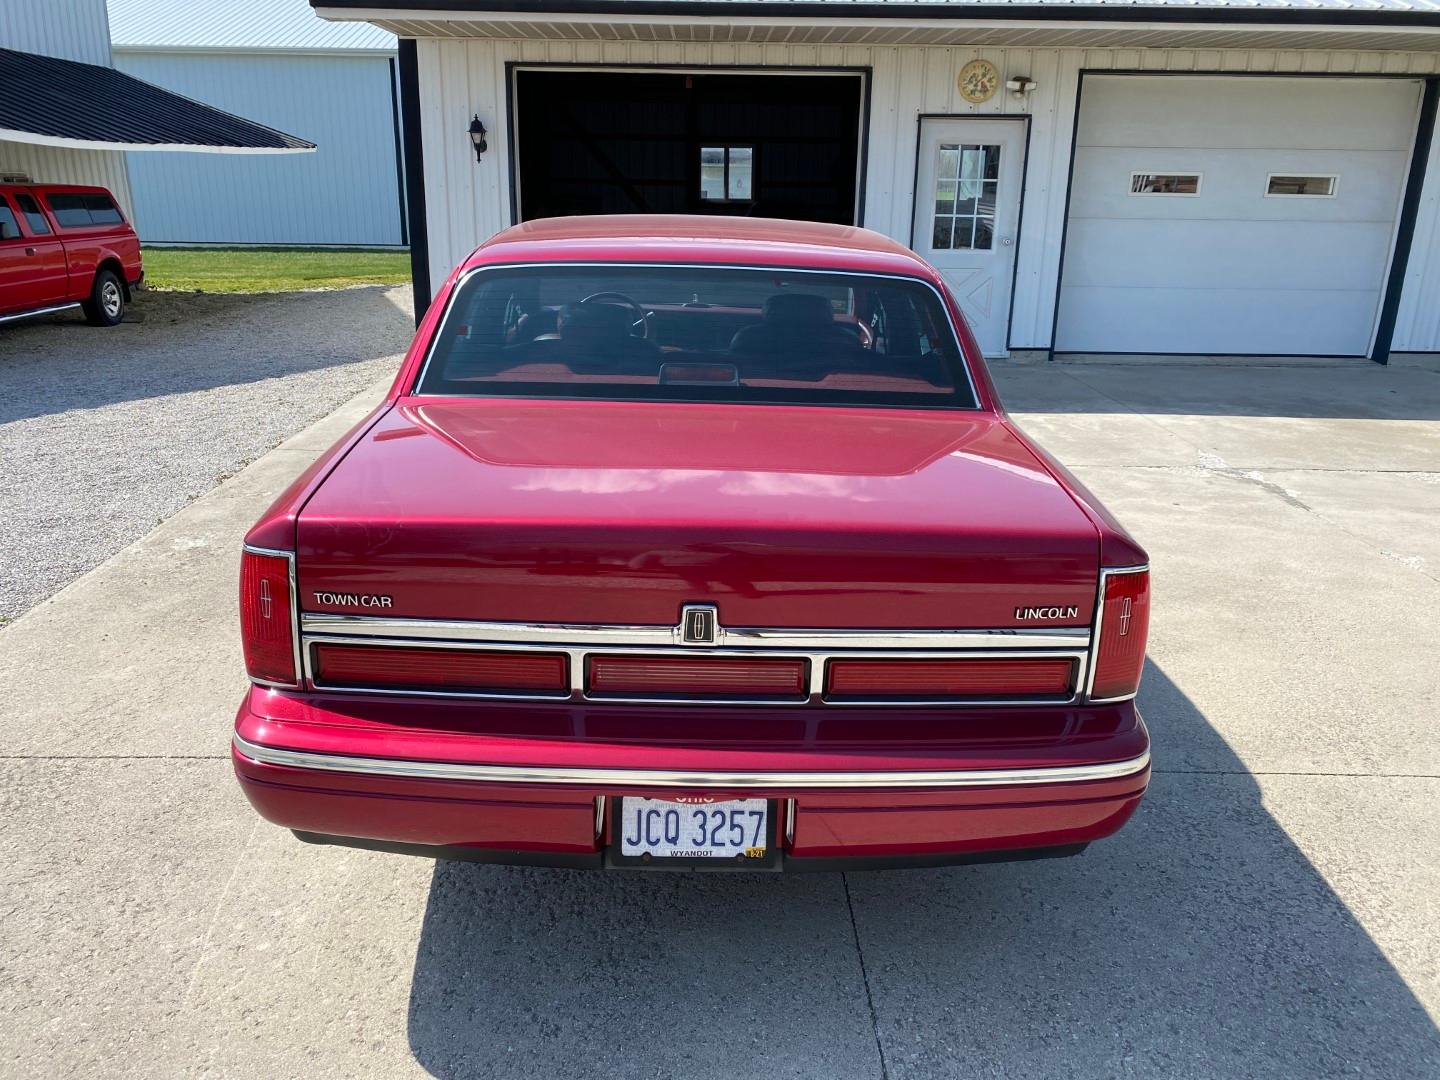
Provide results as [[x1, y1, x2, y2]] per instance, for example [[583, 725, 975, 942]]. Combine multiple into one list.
[[315, 0, 1440, 362], [109, 0, 403, 247], [2, 0, 136, 214], [1, 1, 313, 232]]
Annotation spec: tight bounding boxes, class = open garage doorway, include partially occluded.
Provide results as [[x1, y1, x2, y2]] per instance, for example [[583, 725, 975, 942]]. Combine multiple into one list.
[[512, 68, 866, 225]]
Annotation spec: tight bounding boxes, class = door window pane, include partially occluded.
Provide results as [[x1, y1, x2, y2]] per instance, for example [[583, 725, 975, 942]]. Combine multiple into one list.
[[14, 193, 50, 234], [0, 200, 19, 240], [931, 142, 1000, 251]]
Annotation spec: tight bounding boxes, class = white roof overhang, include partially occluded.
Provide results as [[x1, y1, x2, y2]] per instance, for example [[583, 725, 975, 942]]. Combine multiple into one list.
[[315, 6, 1440, 52]]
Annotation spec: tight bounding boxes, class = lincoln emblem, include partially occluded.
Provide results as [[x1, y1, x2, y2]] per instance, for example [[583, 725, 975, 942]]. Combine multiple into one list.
[[1118, 596, 1133, 637], [680, 604, 718, 645]]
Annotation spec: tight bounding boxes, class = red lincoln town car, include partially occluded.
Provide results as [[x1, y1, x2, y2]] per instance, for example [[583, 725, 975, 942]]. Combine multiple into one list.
[[232, 215, 1151, 871]]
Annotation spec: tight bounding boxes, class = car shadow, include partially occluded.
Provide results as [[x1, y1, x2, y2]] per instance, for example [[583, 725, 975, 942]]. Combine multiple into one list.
[[0, 285, 413, 424], [404, 662, 1439, 1079]]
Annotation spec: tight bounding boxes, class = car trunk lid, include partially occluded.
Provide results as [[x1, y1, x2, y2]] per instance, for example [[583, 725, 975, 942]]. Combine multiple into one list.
[[296, 398, 1099, 629]]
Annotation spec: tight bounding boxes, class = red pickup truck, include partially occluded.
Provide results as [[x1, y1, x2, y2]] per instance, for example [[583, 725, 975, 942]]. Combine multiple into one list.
[[0, 183, 143, 327], [232, 215, 1151, 872]]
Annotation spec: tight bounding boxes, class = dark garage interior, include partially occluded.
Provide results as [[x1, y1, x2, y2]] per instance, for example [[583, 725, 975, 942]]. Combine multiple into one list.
[[514, 70, 864, 224]]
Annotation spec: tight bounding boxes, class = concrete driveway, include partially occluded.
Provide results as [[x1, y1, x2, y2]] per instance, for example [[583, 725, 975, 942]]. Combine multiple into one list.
[[1, 352, 1437, 1079]]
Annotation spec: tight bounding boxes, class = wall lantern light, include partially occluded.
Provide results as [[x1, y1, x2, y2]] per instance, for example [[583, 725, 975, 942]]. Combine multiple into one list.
[[468, 115, 488, 161], [1006, 76, 1037, 100]]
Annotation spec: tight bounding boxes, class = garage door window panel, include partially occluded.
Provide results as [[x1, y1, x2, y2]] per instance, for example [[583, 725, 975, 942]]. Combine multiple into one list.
[[1129, 173, 1202, 196], [1266, 174, 1338, 198]]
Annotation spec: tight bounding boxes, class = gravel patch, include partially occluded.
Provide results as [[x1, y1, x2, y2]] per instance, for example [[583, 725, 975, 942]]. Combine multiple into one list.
[[0, 286, 414, 618]]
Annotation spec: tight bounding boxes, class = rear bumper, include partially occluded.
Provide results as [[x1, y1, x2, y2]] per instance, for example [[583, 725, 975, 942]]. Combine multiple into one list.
[[232, 687, 1150, 870]]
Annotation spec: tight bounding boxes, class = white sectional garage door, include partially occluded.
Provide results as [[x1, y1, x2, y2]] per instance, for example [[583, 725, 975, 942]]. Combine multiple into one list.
[[1055, 76, 1423, 356]]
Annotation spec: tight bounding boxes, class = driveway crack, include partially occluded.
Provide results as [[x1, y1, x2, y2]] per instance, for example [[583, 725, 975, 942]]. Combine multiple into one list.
[[843, 871, 891, 1080]]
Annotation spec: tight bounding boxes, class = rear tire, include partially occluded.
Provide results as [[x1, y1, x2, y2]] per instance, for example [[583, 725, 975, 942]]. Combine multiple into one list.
[[82, 269, 125, 326]]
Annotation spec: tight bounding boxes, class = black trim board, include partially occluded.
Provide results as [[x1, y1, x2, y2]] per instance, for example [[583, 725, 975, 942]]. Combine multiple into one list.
[[1047, 70, 1439, 363], [397, 39, 431, 323], [387, 57, 409, 248], [316, 0, 1440, 29], [1374, 77, 1439, 364]]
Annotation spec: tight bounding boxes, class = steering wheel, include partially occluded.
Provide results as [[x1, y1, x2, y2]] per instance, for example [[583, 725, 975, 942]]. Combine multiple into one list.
[[580, 291, 649, 339]]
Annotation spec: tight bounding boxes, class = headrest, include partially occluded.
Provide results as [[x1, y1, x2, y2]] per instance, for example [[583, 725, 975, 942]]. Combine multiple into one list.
[[559, 302, 632, 341], [763, 293, 835, 327]]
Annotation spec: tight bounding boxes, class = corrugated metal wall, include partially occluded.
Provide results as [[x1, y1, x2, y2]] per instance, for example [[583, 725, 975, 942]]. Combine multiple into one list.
[[0, 0, 134, 218], [1, 0, 113, 65], [416, 38, 1440, 351], [113, 50, 404, 246]]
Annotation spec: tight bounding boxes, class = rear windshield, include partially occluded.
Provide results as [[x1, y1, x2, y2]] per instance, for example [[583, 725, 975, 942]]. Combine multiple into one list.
[[416, 264, 976, 408]]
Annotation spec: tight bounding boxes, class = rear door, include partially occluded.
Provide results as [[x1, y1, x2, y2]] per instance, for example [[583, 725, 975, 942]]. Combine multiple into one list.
[[0, 191, 67, 313]]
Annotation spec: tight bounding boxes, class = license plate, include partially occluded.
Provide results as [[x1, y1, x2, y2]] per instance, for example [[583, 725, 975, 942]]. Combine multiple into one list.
[[618, 797, 769, 861]]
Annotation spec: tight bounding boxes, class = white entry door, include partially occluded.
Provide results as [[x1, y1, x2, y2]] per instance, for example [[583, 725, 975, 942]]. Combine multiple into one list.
[[911, 118, 1027, 357]]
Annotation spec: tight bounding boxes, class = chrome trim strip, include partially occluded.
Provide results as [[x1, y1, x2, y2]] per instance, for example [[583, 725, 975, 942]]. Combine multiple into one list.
[[233, 733, 1150, 791], [244, 544, 302, 690], [1085, 563, 1149, 704], [411, 262, 983, 410], [0, 301, 81, 325], [784, 798, 797, 844], [300, 613, 1090, 652], [301, 634, 1087, 707], [594, 795, 606, 838]]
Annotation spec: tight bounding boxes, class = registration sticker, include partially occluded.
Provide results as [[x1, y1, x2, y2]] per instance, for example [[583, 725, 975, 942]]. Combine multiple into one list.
[[619, 797, 769, 860]]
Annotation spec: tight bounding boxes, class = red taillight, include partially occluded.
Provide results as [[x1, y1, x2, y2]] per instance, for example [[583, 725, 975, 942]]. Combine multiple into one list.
[[588, 656, 808, 698], [239, 549, 298, 686], [1089, 567, 1150, 701], [826, 658, 1074, 699], [313, 643, 568, 694]]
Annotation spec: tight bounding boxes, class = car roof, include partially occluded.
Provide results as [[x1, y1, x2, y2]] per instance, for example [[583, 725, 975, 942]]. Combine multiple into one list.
[[465, 215, 936, 277]]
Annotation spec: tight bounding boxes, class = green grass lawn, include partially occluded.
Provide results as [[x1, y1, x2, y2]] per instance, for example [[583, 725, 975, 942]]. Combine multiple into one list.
[[142, 246, 411, 293]]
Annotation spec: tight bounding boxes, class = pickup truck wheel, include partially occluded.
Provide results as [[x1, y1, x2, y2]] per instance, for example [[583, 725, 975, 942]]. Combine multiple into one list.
[[82, 270, 125, 326]]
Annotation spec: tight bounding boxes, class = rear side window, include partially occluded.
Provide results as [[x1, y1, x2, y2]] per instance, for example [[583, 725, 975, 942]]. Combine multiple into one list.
[[46, 194, 92, 228], [0, 198, 19, 241], [14, 193, 51, 235], [45, 192, 123, 228], [85, 193, 124, 224]]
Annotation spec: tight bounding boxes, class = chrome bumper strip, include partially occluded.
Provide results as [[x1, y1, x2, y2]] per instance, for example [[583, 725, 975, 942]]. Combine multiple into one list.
[[232, 733, 1149, 790], [300, 613, 1090, 652]]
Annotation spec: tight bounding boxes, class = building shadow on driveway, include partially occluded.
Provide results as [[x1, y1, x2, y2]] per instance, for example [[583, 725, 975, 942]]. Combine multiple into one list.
[[988, 359, 1440, 422], [404, 662, 1439, 1079], [0, 285, 413, 424]]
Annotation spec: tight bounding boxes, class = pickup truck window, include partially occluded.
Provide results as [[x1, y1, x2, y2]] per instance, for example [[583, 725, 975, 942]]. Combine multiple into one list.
[[14, 193, 51, 235], [45, 193, 123, 228], [0, 199, 19, 240], [419, 265, 977, 409]]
